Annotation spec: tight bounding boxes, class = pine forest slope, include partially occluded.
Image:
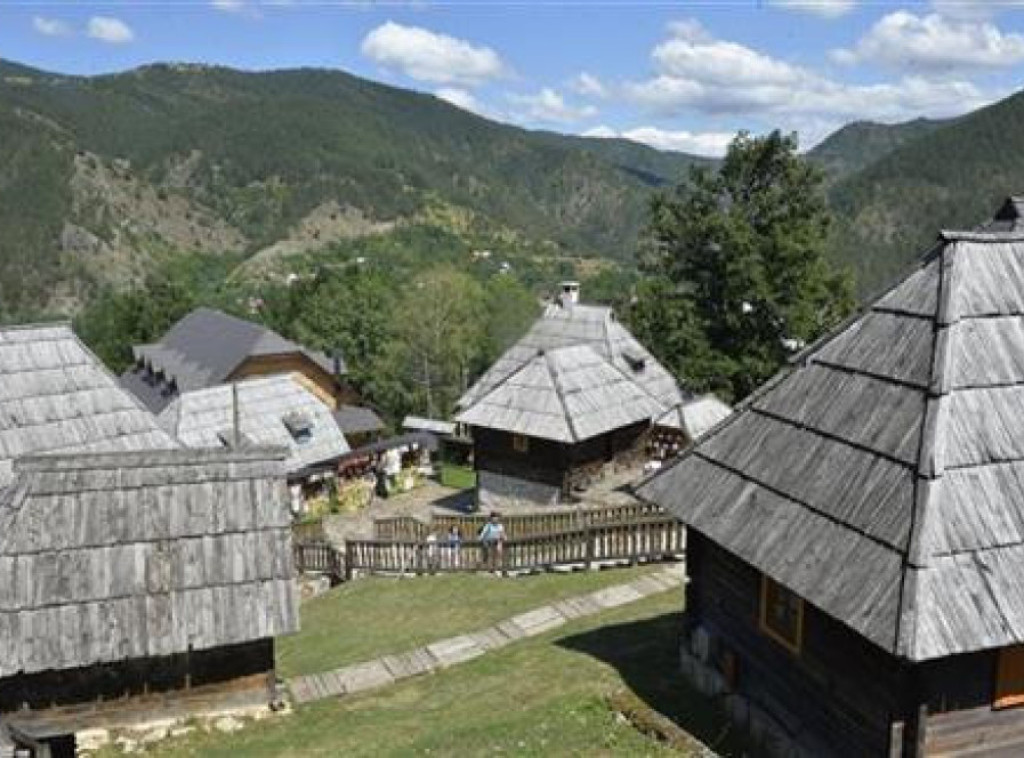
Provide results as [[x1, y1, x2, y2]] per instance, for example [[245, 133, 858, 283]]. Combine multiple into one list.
[[0, 59, 704, 316]]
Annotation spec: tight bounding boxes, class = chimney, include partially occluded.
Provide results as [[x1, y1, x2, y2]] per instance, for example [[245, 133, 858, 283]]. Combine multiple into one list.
[[559, 280, 580, 306]]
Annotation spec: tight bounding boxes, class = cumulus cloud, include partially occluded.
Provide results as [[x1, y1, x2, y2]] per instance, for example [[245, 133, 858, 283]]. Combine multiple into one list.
[[87, 16, 134, 44], [507, 88, 598, 124], [622, 19, 1002, 126], [33, 16, 73, 37], [770, 0, 855, 18], [583, 125, 734, 157], [435, 87, 503, 120], [571, 72, 609, 98], [832, 11, 1024, 70], [361, 21, 506, 87]]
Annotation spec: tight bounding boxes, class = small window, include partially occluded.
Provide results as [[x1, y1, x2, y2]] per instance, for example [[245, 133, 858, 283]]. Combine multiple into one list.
[[512, 434, 529, 453], [995, 646, 1024, 709], [759, 575, 803, 654]]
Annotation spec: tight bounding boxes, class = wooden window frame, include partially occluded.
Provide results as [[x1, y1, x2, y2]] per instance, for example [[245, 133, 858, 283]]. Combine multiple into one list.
[[759, 574, 804, 655], [995, 646, 1024, 709], [512, 434, 529, 453]]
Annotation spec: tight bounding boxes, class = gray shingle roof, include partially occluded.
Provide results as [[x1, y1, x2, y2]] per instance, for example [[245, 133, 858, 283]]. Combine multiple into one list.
[[457, 344, 668, 443], [0, 324, 178, 489], [159, 374, 350, 476], [458, 303, 685, 412], [333, 405, 385, 436], [0, 447, 298, 678], [121, 308, 341, 413], [656, 395, 733, 441], [638, 220, 1024, 662]]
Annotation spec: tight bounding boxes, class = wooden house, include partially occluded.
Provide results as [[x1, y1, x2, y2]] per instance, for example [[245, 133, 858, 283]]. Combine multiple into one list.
[[456, 295, 686, 508], [638, 218, 1024, 756], [120, 307, 357, 413], [651, 395, 733, 460], [332, 405, 386, 448], [458, 343, 669, 508], [0, 323, 178, 489], [0, 447, 298, 755], [158, 374, 351, 511]]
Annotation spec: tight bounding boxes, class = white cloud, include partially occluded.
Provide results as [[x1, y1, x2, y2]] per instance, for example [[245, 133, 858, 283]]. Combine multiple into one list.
[[770, 0, 856, 18], [621, 19, 1002, 129], [33, 16, 73, 37], [583, 125, 735, 157], [833, 11, 1024, 70], [361, 21, 506, 87], [87, 16, 134, 44], [571, 72, 609, 98], [507, 88, 598, 125], [212, 0, 246, 11]]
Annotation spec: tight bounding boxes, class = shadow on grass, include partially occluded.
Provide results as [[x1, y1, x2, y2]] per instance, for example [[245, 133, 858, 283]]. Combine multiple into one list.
[[558, 611, 747, 756]]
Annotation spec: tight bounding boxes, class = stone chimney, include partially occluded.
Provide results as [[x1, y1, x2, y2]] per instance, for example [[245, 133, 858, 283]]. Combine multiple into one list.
[[559, 280, 580, 306]]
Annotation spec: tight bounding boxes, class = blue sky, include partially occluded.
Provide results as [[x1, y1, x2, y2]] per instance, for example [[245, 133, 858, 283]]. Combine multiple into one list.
[[4, 1, 1024, 155]]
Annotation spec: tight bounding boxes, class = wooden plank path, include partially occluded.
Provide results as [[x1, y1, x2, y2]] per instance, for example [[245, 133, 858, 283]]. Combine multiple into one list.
[[288, 564, 685, 705]]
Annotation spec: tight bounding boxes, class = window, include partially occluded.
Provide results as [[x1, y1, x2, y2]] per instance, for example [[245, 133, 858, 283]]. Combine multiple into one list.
[[995, 646, 1024, 709], [512, 434, 529, 453], [759, 575, 803, 654]]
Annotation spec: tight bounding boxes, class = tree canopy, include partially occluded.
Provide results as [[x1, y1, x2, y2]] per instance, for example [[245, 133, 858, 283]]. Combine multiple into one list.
[[630, 131, 856, 401]]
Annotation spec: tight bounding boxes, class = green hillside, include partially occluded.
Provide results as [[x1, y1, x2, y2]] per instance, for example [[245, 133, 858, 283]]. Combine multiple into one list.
[[808, 117, 947, 183], [0, 59, 704, 316], [826, 91, 1024, 293]]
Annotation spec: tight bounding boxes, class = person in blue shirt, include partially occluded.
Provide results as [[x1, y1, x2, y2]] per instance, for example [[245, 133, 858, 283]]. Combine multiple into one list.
[[478, 512, 505, 571]]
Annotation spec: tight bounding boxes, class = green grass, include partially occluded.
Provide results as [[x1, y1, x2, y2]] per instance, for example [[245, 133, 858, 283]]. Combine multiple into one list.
[[439, 462, 477, 490], [277, 565, 665, 678], [116, 589, 744, 757]]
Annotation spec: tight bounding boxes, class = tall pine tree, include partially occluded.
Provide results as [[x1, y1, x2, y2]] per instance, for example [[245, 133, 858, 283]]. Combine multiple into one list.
[[630, 131, 855, 401]]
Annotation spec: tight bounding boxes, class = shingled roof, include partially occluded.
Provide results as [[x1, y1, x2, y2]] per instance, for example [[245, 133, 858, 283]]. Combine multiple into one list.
[[0, 448, 298, 678], [120, 308, 341, 413], [656, 395, 733, 442], [458, 302, 685, 412], [0, 324, 177, 489], [457, 344, 668, 443], [159, 374, 350, 476], [638, 221, 1024, 662]]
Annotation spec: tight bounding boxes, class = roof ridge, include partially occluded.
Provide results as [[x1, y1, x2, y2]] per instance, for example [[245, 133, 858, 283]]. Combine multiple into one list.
[[543, 349, 582, 443], [895, 235, 956, 658]]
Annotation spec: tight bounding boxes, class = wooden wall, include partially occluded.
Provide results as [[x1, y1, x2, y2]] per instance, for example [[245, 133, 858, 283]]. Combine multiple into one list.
[[0, 639, 275, 737], [230, 355, 358, 409], [688, 532, 904, 757]]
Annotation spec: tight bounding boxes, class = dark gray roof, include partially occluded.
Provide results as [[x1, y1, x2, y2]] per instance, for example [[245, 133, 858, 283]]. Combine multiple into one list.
[[980, 196, 1024, 233], [457, 344, 667, 443], [638, 218, 1024, 662], [458, 302, 686, 411], [121, 308, 342, 413], [0, 447, 298, 677], [333, 405, 386, 435], [0, 324, 178, 488]]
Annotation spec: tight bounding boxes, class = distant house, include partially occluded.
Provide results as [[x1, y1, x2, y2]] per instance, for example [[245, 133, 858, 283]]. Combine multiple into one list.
[[638, 213, 1024, 756], [456, 284, 688, 508], [0, 323, 178, 488], [159, 374, 350, 508], [651, 395, 733, 459], [0, 447, 298, 755], [120, 307, 357, 413], [402, 415, 458, 438]]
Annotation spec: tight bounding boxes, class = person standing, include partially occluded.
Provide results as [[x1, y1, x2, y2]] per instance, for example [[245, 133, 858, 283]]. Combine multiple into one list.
[[478, 512, 506, 573]]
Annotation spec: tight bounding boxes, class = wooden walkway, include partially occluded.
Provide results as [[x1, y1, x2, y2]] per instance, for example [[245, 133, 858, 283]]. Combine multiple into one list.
[[288, 563, 685, 705]]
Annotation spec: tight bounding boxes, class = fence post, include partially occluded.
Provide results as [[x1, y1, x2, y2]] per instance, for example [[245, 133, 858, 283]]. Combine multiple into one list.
[[585, 524, 596, 571], [344, 541, 353, 582]]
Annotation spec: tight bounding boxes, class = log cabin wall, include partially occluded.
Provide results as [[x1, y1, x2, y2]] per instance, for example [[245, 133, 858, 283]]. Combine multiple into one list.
[[229, 355, 358, 409], [689, 532, 904, 757], [472, 428, 568, 489], [0, 638, 275, 714]]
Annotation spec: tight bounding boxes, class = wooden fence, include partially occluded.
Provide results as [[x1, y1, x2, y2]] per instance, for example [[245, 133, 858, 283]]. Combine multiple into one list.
[[346, 516, 685, 577], [293, 541, 345, 581], [372, 501, 666, 542]]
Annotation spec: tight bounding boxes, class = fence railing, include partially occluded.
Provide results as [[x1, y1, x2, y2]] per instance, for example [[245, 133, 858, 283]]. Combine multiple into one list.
[[347, 516, 684, 577], [293, 540, 345, 580], [372, 501, 666, 542]]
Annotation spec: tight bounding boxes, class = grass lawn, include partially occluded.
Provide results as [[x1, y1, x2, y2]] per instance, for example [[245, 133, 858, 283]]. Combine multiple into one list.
[[278, 565, 666, 678], [122, 589, 744, 757], [439, 462, 477, 490]]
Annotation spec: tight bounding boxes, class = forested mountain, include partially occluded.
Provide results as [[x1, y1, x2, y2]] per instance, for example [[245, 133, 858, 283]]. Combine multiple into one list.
[[0, 59, 703, 316], [825, 90, 1024, 293], [3, 55, 1024, 313]]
